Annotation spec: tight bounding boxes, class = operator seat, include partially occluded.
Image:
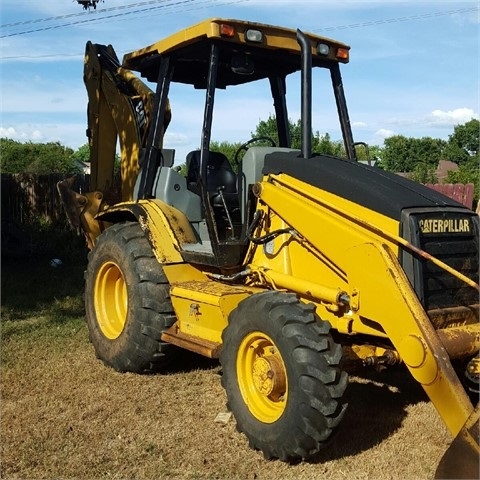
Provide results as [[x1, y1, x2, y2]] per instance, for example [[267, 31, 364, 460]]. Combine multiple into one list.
[[186, 150, 237, 200], [186, 150, 240, 238]]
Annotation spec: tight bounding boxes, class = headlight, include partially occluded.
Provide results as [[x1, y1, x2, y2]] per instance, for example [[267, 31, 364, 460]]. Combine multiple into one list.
[[245, 29, 263, 43], [317, 43, 330, 56]]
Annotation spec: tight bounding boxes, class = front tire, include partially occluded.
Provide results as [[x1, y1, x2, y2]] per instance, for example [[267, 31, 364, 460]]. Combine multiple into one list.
[[220, 291, 348, 462], [85, 222, 177, 373]]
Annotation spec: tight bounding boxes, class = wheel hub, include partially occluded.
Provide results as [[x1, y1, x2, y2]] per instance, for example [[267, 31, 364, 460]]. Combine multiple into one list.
[[94, 261, 128, 340], [236, 331, 289, 423], [252, 353, 286, 401]]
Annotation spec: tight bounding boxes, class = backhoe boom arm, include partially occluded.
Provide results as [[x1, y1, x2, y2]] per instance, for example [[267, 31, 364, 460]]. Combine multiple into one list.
[[58, 41, 171, 248]]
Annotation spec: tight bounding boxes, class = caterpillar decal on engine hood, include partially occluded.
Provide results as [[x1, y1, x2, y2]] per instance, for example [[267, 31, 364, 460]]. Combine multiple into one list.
[[419, 217, 471, 234]]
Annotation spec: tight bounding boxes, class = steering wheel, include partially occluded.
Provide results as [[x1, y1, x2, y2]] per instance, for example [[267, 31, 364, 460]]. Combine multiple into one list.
[[234, 136, 276, 164]]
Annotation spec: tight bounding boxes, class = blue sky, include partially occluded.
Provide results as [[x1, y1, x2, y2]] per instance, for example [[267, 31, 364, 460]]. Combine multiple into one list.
[[1, 0, 478, 164]]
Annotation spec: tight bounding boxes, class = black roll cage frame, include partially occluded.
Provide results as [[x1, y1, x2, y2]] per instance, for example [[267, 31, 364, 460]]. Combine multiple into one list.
[[137, 29, 357, 265]]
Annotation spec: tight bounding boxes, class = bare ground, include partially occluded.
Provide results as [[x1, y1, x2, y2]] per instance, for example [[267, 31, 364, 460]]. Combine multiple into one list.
[[1, 320, 452, 480]]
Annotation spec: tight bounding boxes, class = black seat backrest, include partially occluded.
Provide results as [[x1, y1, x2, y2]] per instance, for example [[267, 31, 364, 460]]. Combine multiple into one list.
[[186, 150, 237, 195]]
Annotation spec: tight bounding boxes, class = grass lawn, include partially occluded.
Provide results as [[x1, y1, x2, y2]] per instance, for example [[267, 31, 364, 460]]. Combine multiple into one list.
[[1, 249, 452, 479]]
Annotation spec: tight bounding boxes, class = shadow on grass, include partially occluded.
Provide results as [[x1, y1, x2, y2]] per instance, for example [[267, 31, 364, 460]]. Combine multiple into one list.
[[163, 350, 221, 375], [1, 256, 87, 323], [308, 366, 428, 463], [152, 353, 430, 462]]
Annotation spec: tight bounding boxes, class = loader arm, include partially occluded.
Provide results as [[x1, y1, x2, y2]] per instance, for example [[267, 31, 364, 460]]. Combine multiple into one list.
[[247, 166, 479, 470], [57, 41, 171, 248]]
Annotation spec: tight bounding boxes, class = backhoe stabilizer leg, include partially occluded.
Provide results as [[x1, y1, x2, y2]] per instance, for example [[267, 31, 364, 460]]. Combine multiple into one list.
[[346, 242, 479, 443]]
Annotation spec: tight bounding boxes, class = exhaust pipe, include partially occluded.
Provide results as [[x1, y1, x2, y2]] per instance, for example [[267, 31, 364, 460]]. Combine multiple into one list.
[[296, 29, 312, 159]]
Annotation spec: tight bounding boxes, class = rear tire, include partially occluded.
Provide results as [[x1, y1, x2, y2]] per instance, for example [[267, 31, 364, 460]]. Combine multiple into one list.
[[220, 291, 348, 462], [85, 222, 178, 373]]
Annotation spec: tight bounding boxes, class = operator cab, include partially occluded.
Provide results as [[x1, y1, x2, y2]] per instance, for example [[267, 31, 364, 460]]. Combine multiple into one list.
[[124, 18, 354, 267]]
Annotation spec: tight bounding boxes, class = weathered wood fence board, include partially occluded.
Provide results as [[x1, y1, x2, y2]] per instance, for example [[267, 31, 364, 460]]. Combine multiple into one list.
[[424, 183, 474, 209], [1, 174, 89, 224]]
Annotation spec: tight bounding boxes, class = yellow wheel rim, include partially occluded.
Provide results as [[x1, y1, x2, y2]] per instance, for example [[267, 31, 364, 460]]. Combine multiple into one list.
[[236, 331, 288, 423], [94, 261, 128, 339]]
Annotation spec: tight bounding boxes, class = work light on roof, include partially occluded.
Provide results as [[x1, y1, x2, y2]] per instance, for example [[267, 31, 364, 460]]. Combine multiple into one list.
[[317, 43, 330, 56], [245, 29, 263, 43]]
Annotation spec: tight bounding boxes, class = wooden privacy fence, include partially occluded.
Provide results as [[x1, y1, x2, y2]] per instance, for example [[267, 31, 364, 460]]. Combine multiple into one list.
[[1, 174, 90, 224], [0, 175, 477, 227], [424, 183, 475, 210]]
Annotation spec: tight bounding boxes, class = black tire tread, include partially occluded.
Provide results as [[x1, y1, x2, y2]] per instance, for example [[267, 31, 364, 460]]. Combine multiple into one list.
[[85, 222, 177, 373], [220, 291, 348, 462]]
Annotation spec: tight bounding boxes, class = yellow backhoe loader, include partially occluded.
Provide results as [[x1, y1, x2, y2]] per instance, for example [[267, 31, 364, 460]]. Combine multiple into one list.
[[58, 18, 479, 476]]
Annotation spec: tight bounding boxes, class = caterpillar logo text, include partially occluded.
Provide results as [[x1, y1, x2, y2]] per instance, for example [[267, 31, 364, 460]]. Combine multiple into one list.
[[419, 218, 471, 234]]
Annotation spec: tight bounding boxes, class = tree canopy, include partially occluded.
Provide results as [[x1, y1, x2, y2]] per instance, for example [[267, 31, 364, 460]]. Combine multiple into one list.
[[71, 143, 90, 163], [0, 138, 79, 174], [443, 118, 479, 165], [377, 119, 479, 173], [377, 135, 447, 172], [1, 118, 478, 198], [253, 114, 346, 157]]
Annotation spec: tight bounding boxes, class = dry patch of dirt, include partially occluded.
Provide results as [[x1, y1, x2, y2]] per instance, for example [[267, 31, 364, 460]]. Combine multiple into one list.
[[1, 320, 451, 479]]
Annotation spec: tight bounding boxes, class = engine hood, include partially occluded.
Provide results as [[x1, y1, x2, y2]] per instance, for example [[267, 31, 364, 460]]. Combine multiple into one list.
[[263, 152, 466, 221]]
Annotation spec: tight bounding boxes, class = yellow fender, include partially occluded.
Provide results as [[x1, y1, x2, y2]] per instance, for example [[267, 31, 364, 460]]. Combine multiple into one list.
[[97, 199, 197, 264]]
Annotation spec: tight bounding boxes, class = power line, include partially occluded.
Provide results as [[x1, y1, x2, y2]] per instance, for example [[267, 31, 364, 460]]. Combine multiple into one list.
[[1, 0, 248, 42], [1, 4, 477, 58], [1, 0, 201, 38], [1, 52, 83, 60], [1, 0, 179, 28], [3, 2, 476, 35], [314, 6, 479, 32]]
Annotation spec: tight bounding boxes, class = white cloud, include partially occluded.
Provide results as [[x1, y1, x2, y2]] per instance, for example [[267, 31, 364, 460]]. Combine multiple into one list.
[[164, 132, 189, 146], [0, 126, 43, 142], [0, 123, 87, 149], [374, 128, 395, 140], [352, 121, 367, 128], [0, 127, 18, 138], [31, 130, 44, 141], [426, 108, 478, 126]]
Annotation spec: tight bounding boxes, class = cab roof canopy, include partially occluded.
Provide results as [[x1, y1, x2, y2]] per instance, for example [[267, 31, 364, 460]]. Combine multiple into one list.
[[122, 18, 350, 88]]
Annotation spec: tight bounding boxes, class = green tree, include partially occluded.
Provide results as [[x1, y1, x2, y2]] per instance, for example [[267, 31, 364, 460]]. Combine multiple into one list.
[[71, 143, 90, 163], [445, 158, 480, 204], [28, 142, 76, 174], [409, 163, 438, 184], [315, 132, 345, 157], [210, 140, 242, 165], [253, 114, 281, 145], [71, 142, 121, 174], [253, 114, 347, 156], [355, 144, 383, 164], [378, 135, 446, 172], [444, 118, 479, 164], [0, 138, 78, 174], [0, 138, 26, 173]]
